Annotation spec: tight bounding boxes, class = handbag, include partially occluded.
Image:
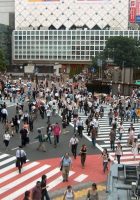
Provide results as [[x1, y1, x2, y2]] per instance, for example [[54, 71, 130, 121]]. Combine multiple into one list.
[[23, 155, 27, 163], [60, 156, 64, 171]]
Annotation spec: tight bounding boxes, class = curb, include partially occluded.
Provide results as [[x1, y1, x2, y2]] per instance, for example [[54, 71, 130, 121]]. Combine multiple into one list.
[[49, 181, 106, 199]]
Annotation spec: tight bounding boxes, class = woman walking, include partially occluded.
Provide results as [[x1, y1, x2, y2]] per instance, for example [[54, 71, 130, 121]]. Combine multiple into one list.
[[63, 185, 75, 200], [3, 131, 10, 151], [101, 148, 109, 173], [46, 124, 52, 144], [132, 138, 138, 160], [86, 183, 99, 200], [118, 121, 125, 140], [79, 144, 87, 168], [115, 142, 123, 164], [41, 174, 50, 200]]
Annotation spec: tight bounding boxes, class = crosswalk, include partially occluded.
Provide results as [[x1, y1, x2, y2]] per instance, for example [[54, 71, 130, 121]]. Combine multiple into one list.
[[70, 106, 140, 165], [0, 152, 88, 200], [97, 105, 140, 165]]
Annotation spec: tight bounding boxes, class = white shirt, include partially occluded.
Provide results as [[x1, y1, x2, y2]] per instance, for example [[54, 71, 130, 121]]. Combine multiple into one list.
[[16, 149, 26, 158], [1, 108, 8, 115], [3, 134, 10, 141], [69, 137, 79, 145]]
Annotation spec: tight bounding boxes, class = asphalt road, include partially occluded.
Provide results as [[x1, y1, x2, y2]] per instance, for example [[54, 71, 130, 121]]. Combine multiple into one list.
[[0, 103, 101, 161]]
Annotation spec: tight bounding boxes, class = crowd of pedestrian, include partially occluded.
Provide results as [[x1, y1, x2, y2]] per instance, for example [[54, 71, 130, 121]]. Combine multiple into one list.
[[1, 73, 140, 199]]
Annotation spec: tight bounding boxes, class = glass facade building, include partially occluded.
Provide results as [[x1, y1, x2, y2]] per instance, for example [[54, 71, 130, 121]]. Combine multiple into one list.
[[13, 30, 140, 64]]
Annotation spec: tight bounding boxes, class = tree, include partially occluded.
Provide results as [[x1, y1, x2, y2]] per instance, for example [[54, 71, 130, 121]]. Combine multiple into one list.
[[0, 49, 6, 71], [103, 36, 140, 68]]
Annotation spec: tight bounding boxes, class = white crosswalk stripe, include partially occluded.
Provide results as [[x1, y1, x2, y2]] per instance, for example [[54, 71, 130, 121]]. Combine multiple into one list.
[[70, 106, 140, 165], [0, 152, 88, 199]]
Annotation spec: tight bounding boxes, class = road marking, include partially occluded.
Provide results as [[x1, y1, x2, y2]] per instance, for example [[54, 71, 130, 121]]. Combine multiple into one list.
[[11, 147, 19, 151], [47, 171, 75, 191], [2, 167, 60, 200], [74, 174, 88, 182], [0, 163, 15, 174], [0, 154, 9, 160], [0, 165, 50, 194], [0, 162, 39, 183], [0, 157, 16, 167]]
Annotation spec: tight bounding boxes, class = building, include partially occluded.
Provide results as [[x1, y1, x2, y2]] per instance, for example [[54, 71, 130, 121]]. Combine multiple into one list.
[[12, 0, 140, 70], [0, 0, 15, 28], [15, 0, 128, 30], [0, 24, 12, 65]]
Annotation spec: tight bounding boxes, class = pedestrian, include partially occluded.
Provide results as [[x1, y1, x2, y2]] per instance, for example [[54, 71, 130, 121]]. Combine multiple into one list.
[[46, 124, 52, 144], [16, 146, 26, 174], [32, 181, 42, 200], [86, 183, 99, 200], [115, 142, 123, 164], [63, 185, 75, 200], [35, 129, 46, 152], [108, 109, 113, 126], [90, 126, 97, 147], [79, 144, 87, 168], [77, 117, 84, 138], [3, 131, 10, 150], [10, 118, 15, 136], [14, 115, 20, 133], [29, 115, 34, 132], [69, 134, 79, 159], [101, 148, 109, 173], [46, 107, 51, 124], [118, 121, 125, 140], [23, 190, 31, 200], [60, 153, 72, 182], [20, 127, 28, 147], [109, 127, 116, 151], [41, 174, 50, 200], [1, 106, 8, 123], [53, 122, 61, 147], [4, 120, 10, 133], [132, 138, 138, 160]]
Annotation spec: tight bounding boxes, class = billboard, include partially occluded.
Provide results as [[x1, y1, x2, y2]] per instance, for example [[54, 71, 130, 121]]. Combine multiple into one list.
[[129, 0, 136, 23], [129, 0, 140, 23], [28, 0, 59, 2]]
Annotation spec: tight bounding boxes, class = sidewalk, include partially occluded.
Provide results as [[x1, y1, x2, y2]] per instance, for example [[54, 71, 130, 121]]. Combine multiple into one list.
[[49, 182, 108, 200]]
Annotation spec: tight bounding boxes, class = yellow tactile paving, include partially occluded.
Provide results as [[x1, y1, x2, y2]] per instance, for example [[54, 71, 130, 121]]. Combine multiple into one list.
[[53, 185, 106, 200]]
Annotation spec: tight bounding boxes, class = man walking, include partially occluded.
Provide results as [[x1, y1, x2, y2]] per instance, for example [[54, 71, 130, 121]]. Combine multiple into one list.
[[108, 109, 113, 126], [76, 117, 84, 138], [109, 127, 116, 151], [35, 129, 46, 152], [20, 127, 28, 147], [60, 153, 72, 182], [16, 146, 26, 174], [69, 134, 79, 159], [90, 126, 97, 147]]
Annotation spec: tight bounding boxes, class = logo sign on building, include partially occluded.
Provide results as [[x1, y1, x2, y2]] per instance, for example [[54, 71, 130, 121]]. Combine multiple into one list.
[[129, 0, 136, 23], [136, 0, 140, 22]]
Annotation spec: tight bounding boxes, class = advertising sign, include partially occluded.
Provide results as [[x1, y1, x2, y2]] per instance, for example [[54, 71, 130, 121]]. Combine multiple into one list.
[[129, 0, 136, 23]]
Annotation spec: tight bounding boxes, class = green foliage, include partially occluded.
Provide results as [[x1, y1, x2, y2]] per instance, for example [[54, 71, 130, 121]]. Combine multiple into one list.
[[0, 49, 6, 71], [103, 36, 140, 68]]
